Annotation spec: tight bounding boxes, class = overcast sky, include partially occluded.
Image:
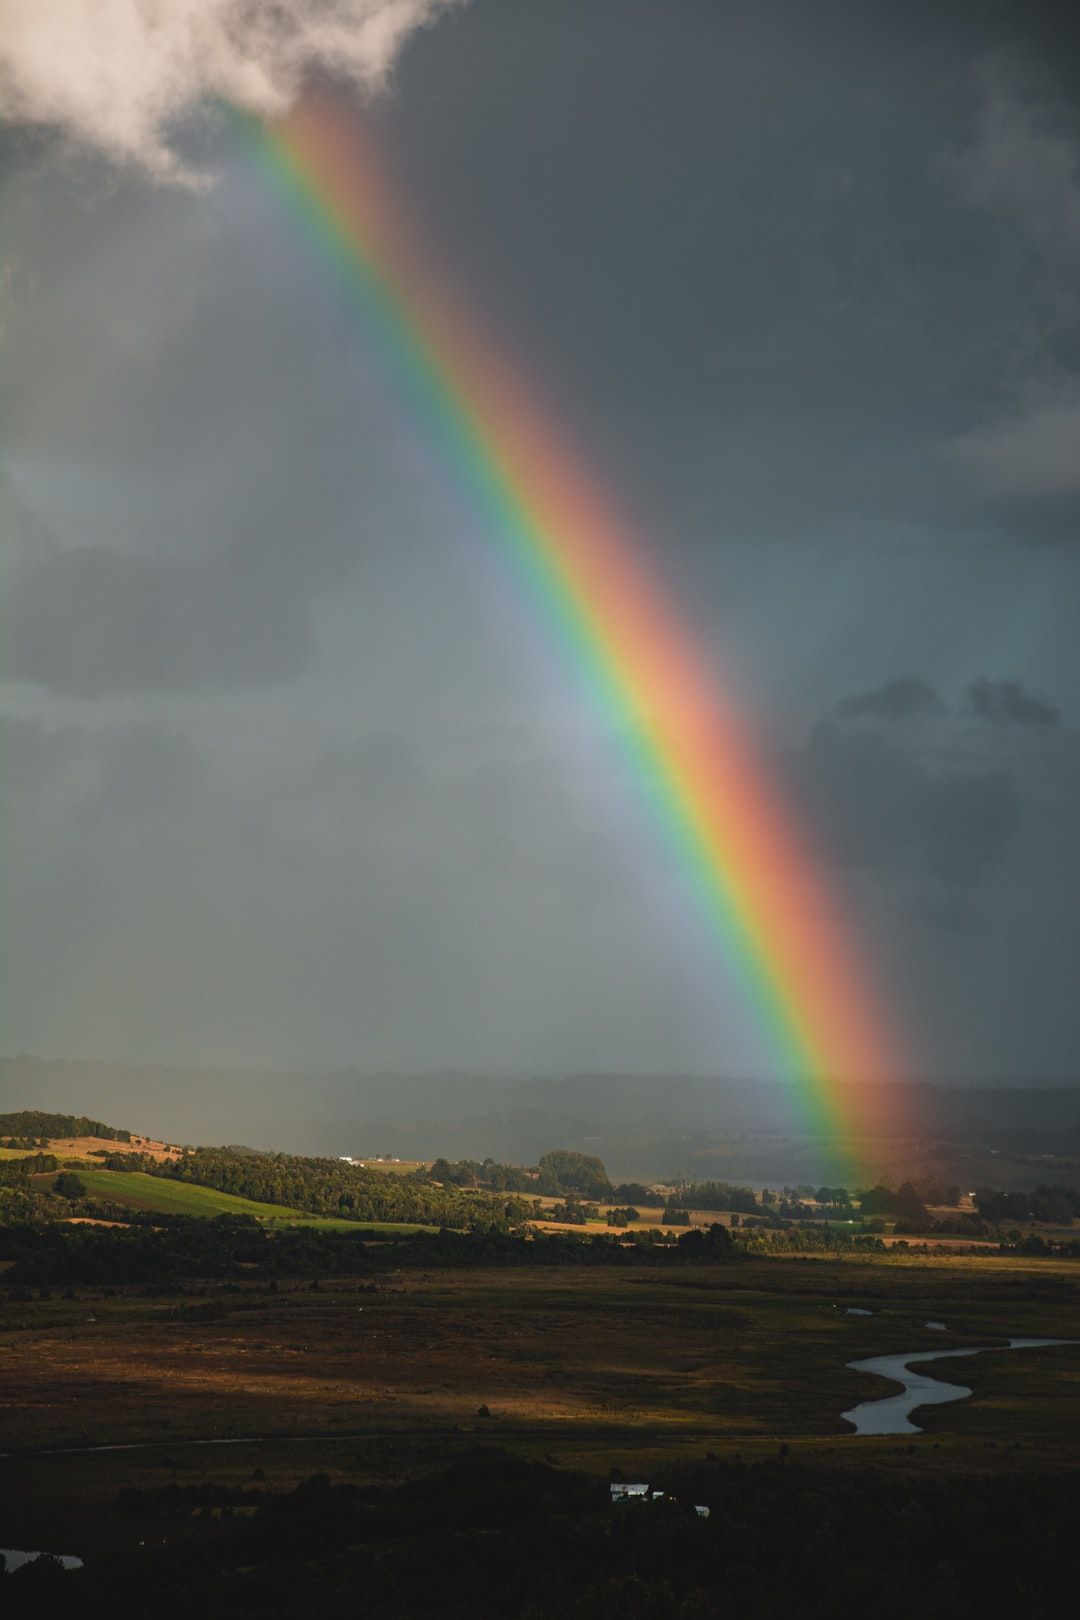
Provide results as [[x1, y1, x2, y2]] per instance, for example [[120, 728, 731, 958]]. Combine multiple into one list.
[[1, 0, 1078, 1083]]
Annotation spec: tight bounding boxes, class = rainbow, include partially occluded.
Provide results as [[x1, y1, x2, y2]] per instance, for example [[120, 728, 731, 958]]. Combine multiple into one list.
[[239, 99, 905, 1148]]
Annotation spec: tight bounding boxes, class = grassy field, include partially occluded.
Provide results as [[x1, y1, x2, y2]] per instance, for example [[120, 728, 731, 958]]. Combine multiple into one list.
[[46, 1167, 434, 1233], [2, 1252, 1077, 1452], [1, 1249, 1078, 1563], [2, 1134, 181, 1163]]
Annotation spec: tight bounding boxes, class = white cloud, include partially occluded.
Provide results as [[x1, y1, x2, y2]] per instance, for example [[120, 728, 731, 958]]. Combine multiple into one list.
[[0, 0, 461, 184]]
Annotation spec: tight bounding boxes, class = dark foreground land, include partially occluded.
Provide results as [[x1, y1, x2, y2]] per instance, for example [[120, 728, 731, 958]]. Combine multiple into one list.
[[2, 1251, 1080, 1614]]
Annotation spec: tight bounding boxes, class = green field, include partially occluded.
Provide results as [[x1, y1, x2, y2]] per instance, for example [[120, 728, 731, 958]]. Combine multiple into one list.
[[59, 1167, 435, 1232]]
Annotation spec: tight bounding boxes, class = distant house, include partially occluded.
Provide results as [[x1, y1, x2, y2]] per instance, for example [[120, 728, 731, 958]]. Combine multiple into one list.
[[695, 1505, 711, 1519], [610, 1482, 650, 1502], [339, 1156, 359, 1165]]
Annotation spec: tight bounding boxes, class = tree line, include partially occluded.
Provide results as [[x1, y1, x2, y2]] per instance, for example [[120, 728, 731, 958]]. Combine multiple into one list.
[[0, 1215, 742, 1286], [422, 1149, 666, 1207], [137, 1145, 668, 1224], [0, 1110, 132, 1142], [127, 1146, 535, 1228], [666, 1181, 759, 1214]]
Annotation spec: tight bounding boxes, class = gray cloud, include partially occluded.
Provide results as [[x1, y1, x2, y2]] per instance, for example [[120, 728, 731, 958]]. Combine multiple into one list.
[[0, 0, 464, 184], [836, 676, 947, 724], [0, 711, 82, 806], [948, 52, 1080, 254], [947, 388, 1080, 506], [942, 52, 1080, 540], [0, 168, 447, 694], [790, 720, 1020, 896], [96, 724, 205, 819], [0, 710, 204, 825], [946, 382, 1080, 542], [3, 546, 312, 694], [918, 765, 1022, 889], [2, 2, 1079, 1082], [807, 669, 1067, 903], [0, 704, 736, 1074], [966, 676, 1061, 727]]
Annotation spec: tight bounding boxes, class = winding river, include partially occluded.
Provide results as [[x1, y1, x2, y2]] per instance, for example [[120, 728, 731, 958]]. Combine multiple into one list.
[[842, 1336, 1076, 1435], [1, 1548, 83, 1572]]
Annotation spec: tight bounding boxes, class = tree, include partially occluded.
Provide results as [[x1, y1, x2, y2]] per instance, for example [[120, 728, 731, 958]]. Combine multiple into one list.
[[676, 1223, 735, 1259], [537, 1150, 612, 1200], [895, 1181, 928, 1219], [816, 1186, 851, 1206], [612, 1182, 663, 1207], [54, 1172, 86, 1202]]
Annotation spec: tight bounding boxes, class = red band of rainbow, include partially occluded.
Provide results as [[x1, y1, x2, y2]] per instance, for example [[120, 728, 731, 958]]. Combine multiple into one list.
[[240, 100, 907, 1157]]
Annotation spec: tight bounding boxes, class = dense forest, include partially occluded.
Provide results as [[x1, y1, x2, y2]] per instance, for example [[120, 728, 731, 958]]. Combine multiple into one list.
[[0, 1154, 66, 1226], [975, 1185, 1080, 1225], [123, 1144, 670, 1226], [423, 1156, 537, 1191], [131, 1147, 535, 1228], [667, 1181, 760, 1214], [3, 1202, 1079, 1289], [12, 1210, 998, 1287], [0, 1110, 132, 1142], [0, 1216, 743, 1285], [417, 1151, 666, 1209]]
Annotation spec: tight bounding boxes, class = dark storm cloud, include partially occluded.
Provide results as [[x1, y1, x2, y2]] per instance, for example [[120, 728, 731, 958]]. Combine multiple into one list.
[[788, 719, 1020, 896], [940, 52, 1080, 542], [0, 172, 440, 695], [789, 658, 1073, 956], [836, 677, 947, 725], [0, 703, 723, 1074], [380, 1, 1080, 552], [788, 652, 1078, 948], [0, 143, 480, 695], [2, 0, 1079, 1080], [966, 676, 1061, 727]]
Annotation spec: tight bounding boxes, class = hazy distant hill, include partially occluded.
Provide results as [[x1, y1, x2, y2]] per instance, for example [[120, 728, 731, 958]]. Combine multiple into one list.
[[1, 1055, 1077, 1185]]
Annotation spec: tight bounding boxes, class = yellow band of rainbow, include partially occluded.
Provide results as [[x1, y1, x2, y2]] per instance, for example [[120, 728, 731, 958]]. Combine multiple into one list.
[[240, 100, 907, 1159]]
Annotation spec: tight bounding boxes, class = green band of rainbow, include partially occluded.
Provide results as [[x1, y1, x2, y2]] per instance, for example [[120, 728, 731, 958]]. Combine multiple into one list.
[[238, 100, 905, 1152]]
